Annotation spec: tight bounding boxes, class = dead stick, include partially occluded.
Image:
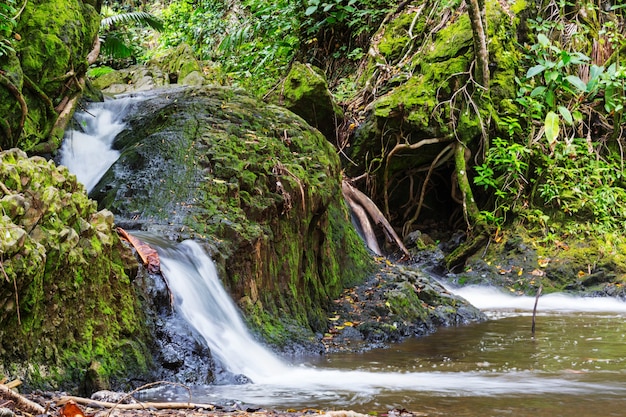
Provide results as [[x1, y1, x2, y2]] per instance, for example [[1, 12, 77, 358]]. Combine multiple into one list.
[[531, 284, 543, 338], [0, 384, 46, 415], [58, 396, 215, 411]]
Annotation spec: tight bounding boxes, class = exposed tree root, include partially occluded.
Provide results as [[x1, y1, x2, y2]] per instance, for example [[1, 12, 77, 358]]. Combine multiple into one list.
[[342, 180, 409, 259], [383, 135, 453, 219], [443, 229, 489, 271], [0, 70, 28, 147], [402, 142, 455, 237]]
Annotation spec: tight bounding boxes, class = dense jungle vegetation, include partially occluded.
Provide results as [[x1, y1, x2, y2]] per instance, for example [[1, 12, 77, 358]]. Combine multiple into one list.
[[2, 0, 626, 262]]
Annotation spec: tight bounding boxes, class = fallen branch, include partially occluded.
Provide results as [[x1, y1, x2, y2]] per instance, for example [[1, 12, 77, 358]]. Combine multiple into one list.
[[0, 383, 46, 415], [58, 396, 215, 411], [342, 180, 410, 259]]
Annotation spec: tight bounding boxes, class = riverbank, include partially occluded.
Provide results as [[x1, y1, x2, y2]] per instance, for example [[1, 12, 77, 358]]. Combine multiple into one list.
[[2, 387, 425, 417]]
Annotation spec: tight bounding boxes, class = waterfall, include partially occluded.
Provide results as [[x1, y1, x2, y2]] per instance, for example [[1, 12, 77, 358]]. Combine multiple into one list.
[[59, 96, 139, 192], [157, 240, 288, 382]]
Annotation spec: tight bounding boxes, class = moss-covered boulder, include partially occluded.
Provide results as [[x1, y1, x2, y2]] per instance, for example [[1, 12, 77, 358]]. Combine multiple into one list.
[[0, 0, 100, 152], [89, 85, 373, 348], [0, 149, 152, 391], [268, 62, 344, 141], [323, 261, 485, 351], [450, 227, 626, 297], [91, 43, 207, 95]]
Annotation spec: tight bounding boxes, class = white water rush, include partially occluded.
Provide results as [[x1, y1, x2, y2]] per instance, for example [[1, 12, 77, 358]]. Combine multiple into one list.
[[155, 239, 626, 410], [60, 96, 139, 192]]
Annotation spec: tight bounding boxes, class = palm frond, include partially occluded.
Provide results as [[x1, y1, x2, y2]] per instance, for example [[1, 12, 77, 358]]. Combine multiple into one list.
[[101, 11, 164, 32]]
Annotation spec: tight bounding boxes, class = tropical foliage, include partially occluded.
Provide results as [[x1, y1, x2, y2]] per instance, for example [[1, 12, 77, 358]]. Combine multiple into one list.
[[0, 0, 17, 58]]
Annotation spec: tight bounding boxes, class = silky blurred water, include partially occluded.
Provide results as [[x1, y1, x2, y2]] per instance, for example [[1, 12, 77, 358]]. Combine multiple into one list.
[[147, 240, 626, 416]]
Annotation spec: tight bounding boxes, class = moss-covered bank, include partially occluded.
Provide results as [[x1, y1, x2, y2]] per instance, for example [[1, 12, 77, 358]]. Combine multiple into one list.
[[90, 85, 373, 348], [0, 149, 152, 392], [0, 0, 100, 152]]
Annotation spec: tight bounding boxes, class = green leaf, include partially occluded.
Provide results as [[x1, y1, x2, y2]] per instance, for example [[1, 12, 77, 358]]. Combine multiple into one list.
[[557, 105, 573, 125], [530, 86, 546, 97], [544, 111, 560, 144], [545, 89, 555, 108], [565, 75, 587, 93], [537, 33, 550, 47], [526, 64, 546, 78], [305, 5, 318, 15]]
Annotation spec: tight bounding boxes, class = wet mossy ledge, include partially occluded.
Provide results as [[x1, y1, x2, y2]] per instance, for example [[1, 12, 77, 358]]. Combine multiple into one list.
[[90, 85, 374, 349], [0, 149, 152, 392]]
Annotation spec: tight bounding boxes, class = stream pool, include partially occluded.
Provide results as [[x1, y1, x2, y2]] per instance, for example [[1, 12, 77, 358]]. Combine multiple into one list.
[[143, 303, 626, 415]]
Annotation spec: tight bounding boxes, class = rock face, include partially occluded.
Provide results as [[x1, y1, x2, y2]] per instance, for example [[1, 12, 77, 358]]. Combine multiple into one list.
[[0, 0, 100, 152], [90, 85, 374, 349], [344, 0, 519, 227], [0, 149, 152, 392]]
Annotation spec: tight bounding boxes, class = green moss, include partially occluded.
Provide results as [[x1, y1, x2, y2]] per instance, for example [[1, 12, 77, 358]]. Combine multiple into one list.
[[0, 149, 152, 392], [385, 281, 428, 322], [378, 12, 415, 61]]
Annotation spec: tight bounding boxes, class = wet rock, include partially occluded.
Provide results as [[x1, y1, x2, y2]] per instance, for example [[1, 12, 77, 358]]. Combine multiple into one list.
[[322, 260, 485, 352], [0, 149, 152, 392]]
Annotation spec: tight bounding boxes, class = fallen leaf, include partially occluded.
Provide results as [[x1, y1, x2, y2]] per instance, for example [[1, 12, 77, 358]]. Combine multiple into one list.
[[60, 401, 85, 417]]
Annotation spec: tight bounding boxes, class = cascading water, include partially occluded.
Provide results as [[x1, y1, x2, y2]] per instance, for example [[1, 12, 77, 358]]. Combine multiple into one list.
[[157, 240, 287, 382], [59, 95, 139, 192], [151, 239, 626, 413]]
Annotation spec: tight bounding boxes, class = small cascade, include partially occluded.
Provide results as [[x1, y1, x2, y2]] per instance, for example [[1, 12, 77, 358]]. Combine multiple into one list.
[[59, 96, 139, 192], [157, 240, 288, 382], [452, 285, 626, 315]]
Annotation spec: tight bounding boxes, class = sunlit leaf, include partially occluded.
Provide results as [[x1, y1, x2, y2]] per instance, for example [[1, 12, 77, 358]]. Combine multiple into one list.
[[565, 75, 587, 93], [526, 64, 546, 78], [544, 111, 560, 145]]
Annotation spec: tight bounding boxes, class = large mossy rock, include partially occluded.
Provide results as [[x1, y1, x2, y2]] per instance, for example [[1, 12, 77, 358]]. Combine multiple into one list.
[[90, 85, 373, 348], [450, 228, 626, 297], [0, 149, 152, 391], [91, 44, 208, 95], [0, 0, 100, 152]]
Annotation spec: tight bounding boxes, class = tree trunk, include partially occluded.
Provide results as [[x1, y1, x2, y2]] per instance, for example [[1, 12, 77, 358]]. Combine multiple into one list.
[[467, 0, 490, 89]]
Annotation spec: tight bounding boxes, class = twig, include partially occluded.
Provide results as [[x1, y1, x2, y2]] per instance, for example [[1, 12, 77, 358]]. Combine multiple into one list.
[[0, 383, 46, 415], [58, 397, 215, 411], [0, 70, 28, 146], [531, 284, 543, 339], [0, 180, 11, 195]]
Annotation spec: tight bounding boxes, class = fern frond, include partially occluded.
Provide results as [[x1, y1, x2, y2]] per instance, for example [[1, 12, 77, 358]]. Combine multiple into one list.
[[101, 11, 164, 32], [100, 33, 134, 59]]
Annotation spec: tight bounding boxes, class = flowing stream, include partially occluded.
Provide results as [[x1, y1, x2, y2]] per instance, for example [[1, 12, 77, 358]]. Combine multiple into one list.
[[150, 240, 626, 416], [62, 97, 626, 416]]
